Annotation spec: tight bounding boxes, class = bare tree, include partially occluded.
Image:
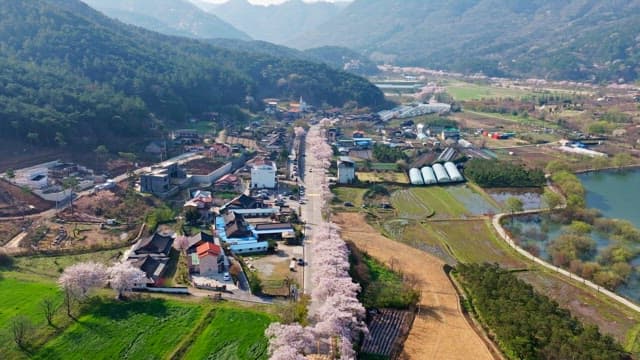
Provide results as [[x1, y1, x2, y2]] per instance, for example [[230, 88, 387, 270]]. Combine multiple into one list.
[[11, 315, 32, 349], [41, 298, 56, 326]]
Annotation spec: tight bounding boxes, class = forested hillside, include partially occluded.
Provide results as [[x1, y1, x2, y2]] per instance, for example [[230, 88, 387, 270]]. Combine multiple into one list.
[[0, 0, 385, 150], [208, 39, 379, 76], [81, 0, 250, 40], [196, 0, 343, 44], [290, 0, 640, 82]]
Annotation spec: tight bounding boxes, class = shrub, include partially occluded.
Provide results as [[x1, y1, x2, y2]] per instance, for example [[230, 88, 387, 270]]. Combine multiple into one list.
[[0, 252, 14, 268]]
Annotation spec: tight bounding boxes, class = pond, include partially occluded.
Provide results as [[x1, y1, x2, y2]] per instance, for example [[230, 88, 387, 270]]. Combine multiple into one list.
[[578, 170, 640, 228], [505, 169, 640, 302], [487, 188, 546, 211]]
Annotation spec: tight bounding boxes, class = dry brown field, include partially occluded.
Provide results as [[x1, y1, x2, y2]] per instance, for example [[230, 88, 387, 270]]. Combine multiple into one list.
[[334, 212, 496, 360]]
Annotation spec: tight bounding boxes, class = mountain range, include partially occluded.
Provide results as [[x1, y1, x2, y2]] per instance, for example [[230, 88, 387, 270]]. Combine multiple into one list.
[[193, 0, 346, 44], [0, 0, 384, 151], [81, 0, 250, 40], [289, 0, 640, 82], [79, 0, 377, 75]]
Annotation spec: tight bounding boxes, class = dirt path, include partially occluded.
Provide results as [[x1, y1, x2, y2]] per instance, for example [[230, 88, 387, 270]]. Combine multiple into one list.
[[334, 212, 495, 360], [3, 231, 27, 249]]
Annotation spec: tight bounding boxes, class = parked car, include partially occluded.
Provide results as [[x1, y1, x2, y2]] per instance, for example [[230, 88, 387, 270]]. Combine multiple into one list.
[[297, 258, 305, 266], [343, 202, 354, 207], [223, 272, 231, 281]]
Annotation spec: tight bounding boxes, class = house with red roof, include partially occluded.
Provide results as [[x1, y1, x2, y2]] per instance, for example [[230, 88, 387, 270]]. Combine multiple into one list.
[[195, 242, 223, 275]]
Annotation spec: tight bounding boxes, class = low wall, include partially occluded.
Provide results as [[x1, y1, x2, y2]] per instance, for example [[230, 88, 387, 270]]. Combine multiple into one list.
[[137, 287, 190, 294], [191, 162, 232, 186]]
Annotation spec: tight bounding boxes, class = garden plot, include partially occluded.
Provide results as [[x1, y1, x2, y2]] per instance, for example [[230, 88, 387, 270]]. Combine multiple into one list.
[[361, 309, 413, 358]]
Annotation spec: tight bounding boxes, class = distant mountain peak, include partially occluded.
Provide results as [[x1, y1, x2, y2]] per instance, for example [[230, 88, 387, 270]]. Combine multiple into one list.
[[289, 0, 640, 82], [82, 0, 250, 40], [201, 0, 345, 44]]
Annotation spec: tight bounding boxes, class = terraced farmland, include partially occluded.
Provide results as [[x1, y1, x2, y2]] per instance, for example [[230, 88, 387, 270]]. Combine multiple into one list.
[[361, 309, 412, 358], [390, 190, 434, 219], [406, 187, 468, 218]]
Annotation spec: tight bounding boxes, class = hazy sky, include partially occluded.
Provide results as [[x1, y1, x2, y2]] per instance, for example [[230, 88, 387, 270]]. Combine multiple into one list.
[[199, 0, 350, 5]]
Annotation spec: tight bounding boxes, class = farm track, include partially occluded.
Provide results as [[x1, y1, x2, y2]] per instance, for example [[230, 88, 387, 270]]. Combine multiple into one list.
[[335, 212, 495, 360]]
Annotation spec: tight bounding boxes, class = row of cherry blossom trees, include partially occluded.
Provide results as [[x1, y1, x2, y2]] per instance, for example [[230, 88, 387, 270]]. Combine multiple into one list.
[[266, 122, 366, 360], [58, 261, 146, 315]]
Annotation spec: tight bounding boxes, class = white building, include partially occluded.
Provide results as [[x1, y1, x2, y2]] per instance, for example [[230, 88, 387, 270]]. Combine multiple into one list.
[[251, 161, 277, 189], [337, 157, 356, 184]]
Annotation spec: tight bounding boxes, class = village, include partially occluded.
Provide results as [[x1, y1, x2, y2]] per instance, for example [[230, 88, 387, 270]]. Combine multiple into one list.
[[2, 70, 640, 359]]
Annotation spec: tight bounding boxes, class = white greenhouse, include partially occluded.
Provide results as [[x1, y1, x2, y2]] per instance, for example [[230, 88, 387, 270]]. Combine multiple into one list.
[[409, 168, 424, 185]]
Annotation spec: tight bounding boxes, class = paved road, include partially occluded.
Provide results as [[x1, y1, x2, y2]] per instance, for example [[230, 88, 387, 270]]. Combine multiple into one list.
[[300, 125, 326, 295]]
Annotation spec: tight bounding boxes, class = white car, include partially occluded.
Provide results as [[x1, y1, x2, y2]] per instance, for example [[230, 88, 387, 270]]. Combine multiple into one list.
[[223, 272, 231, 281]]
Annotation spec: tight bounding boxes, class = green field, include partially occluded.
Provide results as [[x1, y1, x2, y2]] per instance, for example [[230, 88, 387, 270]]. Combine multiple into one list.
[[1, 250, 276, 360], [35, 299, 202, 360], [32, 299, 275, 360], [402, 187, 468, 218], [446, 81, 530, 101], [370, 163, 398, 171], [14, 249, 122, 280], [0, 275, 63, 354], [333, 187, 367, 207], [427, 220, 525, 267], [464, 110, 558, 129], [390, 190, 434, 219], [183, 307, 274, 360]]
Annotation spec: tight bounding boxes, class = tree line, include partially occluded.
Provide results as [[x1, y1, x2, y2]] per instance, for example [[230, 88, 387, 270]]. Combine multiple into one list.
[[457, 263, 628, 360], [464, 159, 546, 188]]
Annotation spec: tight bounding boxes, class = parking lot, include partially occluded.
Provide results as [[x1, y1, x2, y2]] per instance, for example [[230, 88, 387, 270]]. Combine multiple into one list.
[[248, 243, 304, 296]]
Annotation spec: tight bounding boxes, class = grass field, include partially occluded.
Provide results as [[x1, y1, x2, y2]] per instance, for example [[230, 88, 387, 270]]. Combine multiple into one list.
[[33, 299, 275, 360], [390, 190, 434, 219], [464, 110, 558, 129], [0, 250, 124, 358], [35, 299, 203, 360], [446, 81, 530, 101], [332, 187, 367, 207], [0, 275, 62, 344], [400, 187, 468, 218], [427, 220, 525, 268], [182, 307, 274, 360], [358, 172, 409, 184], [2, 250, 276, 360], [14, 249, 123, 280], [370, 163, 398, 171]]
